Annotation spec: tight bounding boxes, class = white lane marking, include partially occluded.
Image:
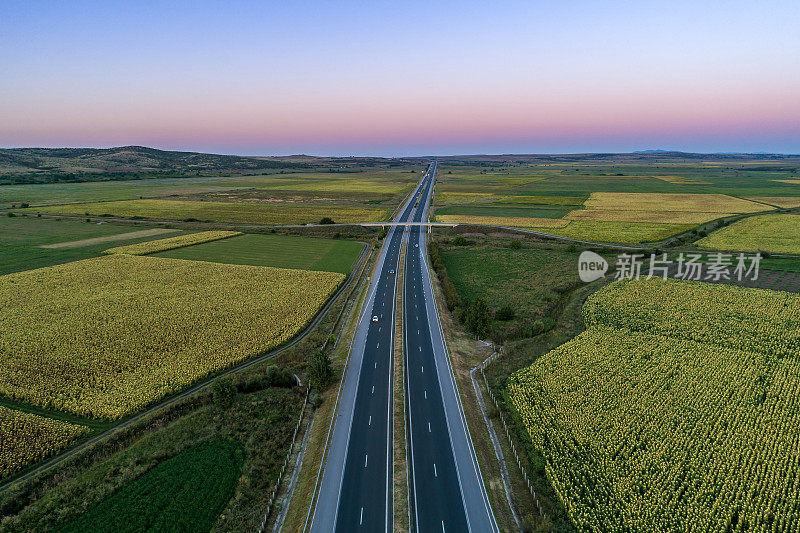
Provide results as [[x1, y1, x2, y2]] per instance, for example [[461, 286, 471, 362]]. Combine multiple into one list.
[[428, 422, 431, 432], [369, 415, 372, 425], [442, 520, 446, 533], [377, 342, 380, 349], [434, 463, 438, 477], [419, 347, 422, 352], [421, 365, 424, 373], [365, 454, 368, 468], [374, 362, 377, 368], [379, 327, 382, 333], [424, 390, 427, 399], [372, 385, 375, 394], [360, 507, 364, 525]]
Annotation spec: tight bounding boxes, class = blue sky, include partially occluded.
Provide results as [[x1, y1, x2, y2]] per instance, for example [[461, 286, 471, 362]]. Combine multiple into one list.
[[1, 0, 798, 155]]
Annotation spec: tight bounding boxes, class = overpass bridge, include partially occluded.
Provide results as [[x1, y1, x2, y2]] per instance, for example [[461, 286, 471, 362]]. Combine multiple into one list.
[[357, 222, 457, 227]]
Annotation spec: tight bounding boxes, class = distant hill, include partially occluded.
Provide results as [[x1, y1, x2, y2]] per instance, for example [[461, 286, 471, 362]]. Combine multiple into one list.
[[0, 146, 424, 185], [0, 146, 319, 184]]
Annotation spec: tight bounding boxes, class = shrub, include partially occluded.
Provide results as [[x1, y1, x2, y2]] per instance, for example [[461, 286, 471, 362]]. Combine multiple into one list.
[[319, 217, 335, 225], [307, 349, 333, 391], [211, 377, 237, 409], [508, 239, 522, 249], [495, 306, 516, 321]]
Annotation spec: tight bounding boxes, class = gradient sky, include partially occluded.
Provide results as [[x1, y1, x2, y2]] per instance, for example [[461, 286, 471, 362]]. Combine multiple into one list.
[[1, 0, 798, 156]]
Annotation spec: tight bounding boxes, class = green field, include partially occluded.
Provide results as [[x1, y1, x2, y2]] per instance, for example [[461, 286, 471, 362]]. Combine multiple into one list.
[[0, 176, 260, 208], [156, 233, 364, 274], [25, 199, 389, 225], [0, 169, 420, 209], [59, 439, 243, 533], [439, 243, 583, 341], [0, 216, 189, 275], [434, 204, 572, 219]]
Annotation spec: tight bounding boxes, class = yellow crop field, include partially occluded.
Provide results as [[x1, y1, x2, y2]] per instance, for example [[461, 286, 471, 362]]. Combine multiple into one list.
[[746, 196, 800, 208], [772, 179, 800, 185], [584, 192, 770, 213], [653, 175, 710, 184], [494, 195, 586, 206], [584, 278, 800, 357], [696, 213, 800, 253], [525, 220, 693, 243], [266, 179, 411, 194], [434, 215, 569, 228], [508, 279, 800, 531], [0, 406, 89, 478], [0, 255, 344, 419], [104, 230, 241, 255], [26, 199, 389, 225], [564, 208, 731, 224]]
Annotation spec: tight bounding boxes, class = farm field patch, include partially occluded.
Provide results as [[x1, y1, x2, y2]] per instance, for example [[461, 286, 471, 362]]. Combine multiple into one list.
[[435, 215, 569, 228], [745, 196, 800, 208], [434, 205, 572, 219], [583, 192, 770, 213], [59, 439, 243, 533], [41, 228, 179, 249], [0, 216, 190, 275], [4, 385, 304, 531], [440, 246, 579, 314], [265, 178, 412, 194], [0, 405, 89, 478], [155, 233, 363, 274], [696, 214, 800, 254], [0, 177, 259, 208], [0, 254, 344, 419], [564, 208, 731, 224], [525, 220, 693, 243], [508, 278, 800, 531], [26, 199, 389, 225], [104, 230, 241, 255]]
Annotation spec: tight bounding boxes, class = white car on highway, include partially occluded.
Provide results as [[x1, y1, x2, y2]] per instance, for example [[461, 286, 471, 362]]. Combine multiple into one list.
[[372, 315, 379, 322]]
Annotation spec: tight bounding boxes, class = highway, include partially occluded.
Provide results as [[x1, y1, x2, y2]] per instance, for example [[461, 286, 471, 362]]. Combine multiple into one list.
[[310, 161, 496, 532], [310, 164, 434, 532], [404, 162, 498, 532]]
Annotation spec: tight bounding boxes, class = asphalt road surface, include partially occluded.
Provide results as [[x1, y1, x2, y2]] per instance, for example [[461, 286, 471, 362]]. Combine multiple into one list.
[[404, 163, 497, 533], [311, 161, 496, 532], [311, 165, 434, 532]]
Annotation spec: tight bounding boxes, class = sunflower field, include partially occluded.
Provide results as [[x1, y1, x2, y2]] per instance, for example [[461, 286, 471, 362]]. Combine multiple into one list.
[[103, 230, 241, 255], [0, 254, 343, 419], [509, 278, 800, 531], [0, 406, 89, 479]]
